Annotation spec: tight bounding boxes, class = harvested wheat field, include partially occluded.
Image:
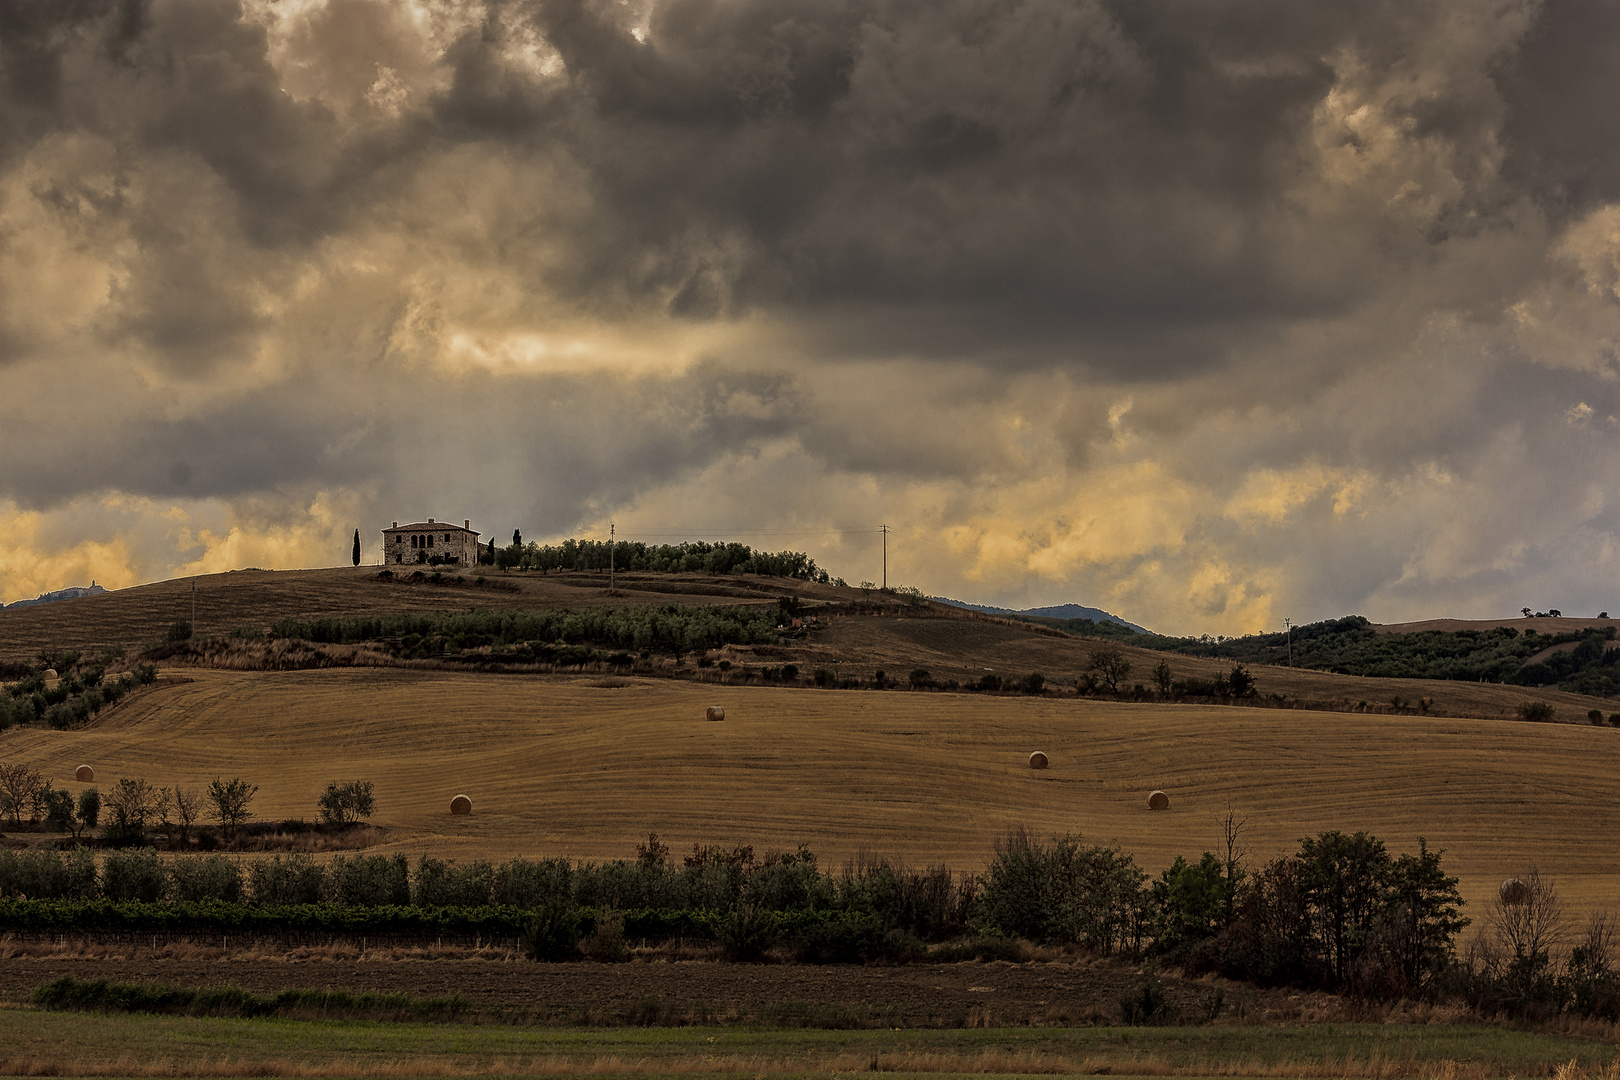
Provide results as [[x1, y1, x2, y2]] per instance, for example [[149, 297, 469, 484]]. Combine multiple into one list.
[[1, 667, 1616, 913]]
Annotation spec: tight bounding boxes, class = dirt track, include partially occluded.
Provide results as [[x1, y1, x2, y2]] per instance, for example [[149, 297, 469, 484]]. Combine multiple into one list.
[[0, 955, 1235, 1026]]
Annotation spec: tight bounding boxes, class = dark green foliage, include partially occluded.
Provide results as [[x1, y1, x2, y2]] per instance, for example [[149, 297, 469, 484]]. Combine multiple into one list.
[[979, 828, 1146, 953], [44, 789, 77, 833], [165, 621, 193, 643], [1118, 975, 1171, 1024], [742, 846, 834, 911], [523, 901, 585, 961], [0, 848, 98, 900], [169, 855, 244, 903], [33, 976, 470, 1023], [413, 857, 493, 907], [317, 780, 375, 826], [77, 787, 100, 828], [323, 854, 411, 906], [719, 906, 779, 961], [269, 603, 789, 660], [790, 913, 923, 964], [101, 849, 167, 903], [248, 854, 326, 906], [352, 529, 361, 566], [1021, 672, 1046, 694], [1130, 616, 1620, 696], [499, 538, 828, 581], [1517, 700, 1556, 722], [1152, 853, 1231, 962]]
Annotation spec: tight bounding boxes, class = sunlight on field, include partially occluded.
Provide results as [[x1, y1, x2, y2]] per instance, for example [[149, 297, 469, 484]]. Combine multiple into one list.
[[3, 668, 1617, 914]]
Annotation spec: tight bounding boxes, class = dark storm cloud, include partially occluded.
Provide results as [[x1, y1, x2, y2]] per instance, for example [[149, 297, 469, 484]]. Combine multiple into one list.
[[0, 0, 1564, 370], [9, 0, 1620, 627]]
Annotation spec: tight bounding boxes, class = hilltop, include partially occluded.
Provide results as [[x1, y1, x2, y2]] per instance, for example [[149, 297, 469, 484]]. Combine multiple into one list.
[[1, 565, 1612, 723]]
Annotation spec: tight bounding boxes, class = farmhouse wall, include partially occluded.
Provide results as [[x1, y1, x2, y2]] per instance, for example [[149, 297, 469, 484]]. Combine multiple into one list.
[[382, 518, 482, 567]]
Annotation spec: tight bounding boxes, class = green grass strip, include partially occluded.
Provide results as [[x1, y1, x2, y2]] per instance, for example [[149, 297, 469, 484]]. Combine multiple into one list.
[[33, 975, 472, 1023]]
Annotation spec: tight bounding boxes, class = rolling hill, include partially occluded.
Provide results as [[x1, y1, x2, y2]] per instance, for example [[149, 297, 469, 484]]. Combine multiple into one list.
[[0, 666, 1615, 917]]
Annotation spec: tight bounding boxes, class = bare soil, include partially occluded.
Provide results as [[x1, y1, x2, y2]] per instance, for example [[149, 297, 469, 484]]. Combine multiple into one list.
[[0, 952, 1251, 1027]]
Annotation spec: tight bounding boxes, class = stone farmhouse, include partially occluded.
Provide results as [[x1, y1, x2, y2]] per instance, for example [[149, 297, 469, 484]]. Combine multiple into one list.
[[383, 519, 481, 566]]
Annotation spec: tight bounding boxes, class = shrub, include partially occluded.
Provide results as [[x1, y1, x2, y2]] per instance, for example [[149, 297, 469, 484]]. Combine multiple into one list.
[[413, 857, 493, 907], [813, 668, 834, 687], [102, 849, 167, 903], [170, 855, 244, 903], [1021, 672, 1046, 695], [316, 780, 376, 827], [165, 621, 193, 643], [77, 787, 100, 829], [248, 854, 325, 905], [0, 848, 97, 900], [1589, 709, 1605, 725], [1516, 700, 1556, 723], [720, 906, 780, 962], [524, 902, 585, 961], [324, 853, 411, 906], [1118, 976, 1171, 1024], [492, 857, 573, 908], [581, 908, 629, 962], [790, 914, 923, 964]]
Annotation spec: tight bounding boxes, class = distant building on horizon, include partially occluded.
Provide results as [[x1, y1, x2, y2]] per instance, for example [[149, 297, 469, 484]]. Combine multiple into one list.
[[2, 582, 107, 611], [382, 519, 481, 567]]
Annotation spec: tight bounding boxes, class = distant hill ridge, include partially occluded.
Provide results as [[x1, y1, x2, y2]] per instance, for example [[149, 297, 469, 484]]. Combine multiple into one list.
[[932, 597, 1149, 634], [2, 583, 107, 611]]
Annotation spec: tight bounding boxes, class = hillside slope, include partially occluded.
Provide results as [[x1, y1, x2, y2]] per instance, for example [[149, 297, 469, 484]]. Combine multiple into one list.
[[2, 567, 1609, 722]]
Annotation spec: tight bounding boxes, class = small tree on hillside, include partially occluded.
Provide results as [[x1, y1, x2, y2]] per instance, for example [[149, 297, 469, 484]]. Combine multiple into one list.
[[352, 528, 361, 566], [77, 787, 100, 830], [1087, 645, 1132, 694], [104, 777, 165, 841], [0, 762, 44, 826], [208, 777, 258, 841], [173, 784, 203, 844], [1151, 660, 1174, 698], [317, 779, 376, 827]]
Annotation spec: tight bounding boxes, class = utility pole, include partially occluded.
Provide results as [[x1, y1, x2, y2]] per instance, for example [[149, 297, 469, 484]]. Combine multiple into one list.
[[609, 522, 615, 593], [880, 524, 889, 590], [191, 578, 196, 632], [1284, 617, 1292, 666]]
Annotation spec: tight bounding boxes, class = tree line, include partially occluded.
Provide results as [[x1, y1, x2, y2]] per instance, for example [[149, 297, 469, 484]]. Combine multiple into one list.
[[266, 603, 789, 661], [492, 538, 834, 583]]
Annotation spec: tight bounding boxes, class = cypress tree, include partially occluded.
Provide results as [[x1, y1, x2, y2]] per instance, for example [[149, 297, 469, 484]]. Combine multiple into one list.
[[352, 528, 361, 566]]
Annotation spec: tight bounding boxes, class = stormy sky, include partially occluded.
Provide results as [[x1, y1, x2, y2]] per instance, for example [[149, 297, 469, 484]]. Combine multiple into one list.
[[3, 0, 1620, 633]]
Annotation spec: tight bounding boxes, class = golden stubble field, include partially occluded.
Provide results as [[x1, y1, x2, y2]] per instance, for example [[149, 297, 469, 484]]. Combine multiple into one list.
[[2, 667, 1616, 917]]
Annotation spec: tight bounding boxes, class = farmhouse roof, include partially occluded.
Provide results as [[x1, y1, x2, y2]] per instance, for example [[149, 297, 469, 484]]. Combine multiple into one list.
[[383, 520, 480, 537]]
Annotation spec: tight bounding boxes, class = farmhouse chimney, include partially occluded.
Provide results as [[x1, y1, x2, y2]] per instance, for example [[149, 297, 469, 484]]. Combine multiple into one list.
[[392, 521, 398, 528], [464, 520, 470, 530], [428, 518, 435, 523]]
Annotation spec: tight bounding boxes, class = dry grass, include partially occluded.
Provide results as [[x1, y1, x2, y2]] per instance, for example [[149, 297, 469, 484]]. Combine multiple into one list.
[[2, 668, 1619, 912]]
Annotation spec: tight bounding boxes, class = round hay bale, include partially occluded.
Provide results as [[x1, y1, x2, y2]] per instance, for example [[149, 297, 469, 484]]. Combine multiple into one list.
[[1500, 878, 1529, 905], [1028, 751, 1049, 770], [706, 706, 725, 722], [1147, 790, 1170, 811], [42, 668, 58, 681], [449, 794, 473, 816], [74, 765, 94, 783]]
